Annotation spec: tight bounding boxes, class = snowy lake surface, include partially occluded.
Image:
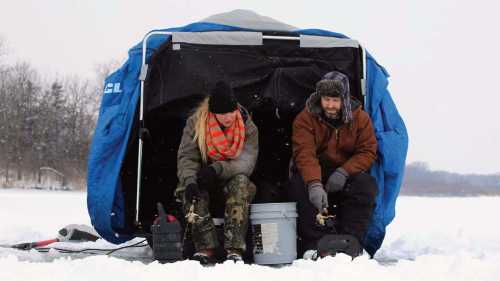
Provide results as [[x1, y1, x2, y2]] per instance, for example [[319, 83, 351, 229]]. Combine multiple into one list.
[[1, 189, 499, 281]]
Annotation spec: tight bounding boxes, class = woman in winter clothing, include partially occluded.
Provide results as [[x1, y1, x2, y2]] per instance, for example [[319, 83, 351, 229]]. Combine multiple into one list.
[[176, 81, 258, 264]]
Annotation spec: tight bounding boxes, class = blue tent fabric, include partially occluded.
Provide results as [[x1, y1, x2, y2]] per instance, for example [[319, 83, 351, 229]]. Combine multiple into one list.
[[363, 56, 409, 256], [87, 20, 408, 253]]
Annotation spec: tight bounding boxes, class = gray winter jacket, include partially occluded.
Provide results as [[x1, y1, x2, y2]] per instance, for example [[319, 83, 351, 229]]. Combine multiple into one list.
[[177, 106, 259, 188]]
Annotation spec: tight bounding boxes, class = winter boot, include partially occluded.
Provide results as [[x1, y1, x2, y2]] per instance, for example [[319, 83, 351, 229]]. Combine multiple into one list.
[[191, 249, 216, 265], [302, 249, 319, 260], [317, 234, 363, 259], [226, 249, 243, 263]]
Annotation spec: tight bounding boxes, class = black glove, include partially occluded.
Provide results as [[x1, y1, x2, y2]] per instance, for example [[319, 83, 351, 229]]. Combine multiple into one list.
[[325, 167, 349, 193], [196, 166, 218, 189], [308, 182, 328, 211], [184, 183, 200, 202]]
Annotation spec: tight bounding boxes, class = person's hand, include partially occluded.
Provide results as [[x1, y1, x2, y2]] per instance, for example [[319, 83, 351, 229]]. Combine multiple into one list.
[[197, 166, 218, 189], [325, 167, 348, 193], [308, 182, 328, 211], [184, 183, 200, 202]]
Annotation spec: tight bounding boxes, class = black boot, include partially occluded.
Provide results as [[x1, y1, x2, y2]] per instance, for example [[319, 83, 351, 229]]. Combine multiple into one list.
[[191, 250, 216, 265], [317, 234, 363, 259]]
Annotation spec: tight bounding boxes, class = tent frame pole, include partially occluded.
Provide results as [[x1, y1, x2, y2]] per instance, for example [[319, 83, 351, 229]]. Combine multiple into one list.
[[134, 31, 366, 227], [135, 31, 173, 226], [360, 45, 367, 107]]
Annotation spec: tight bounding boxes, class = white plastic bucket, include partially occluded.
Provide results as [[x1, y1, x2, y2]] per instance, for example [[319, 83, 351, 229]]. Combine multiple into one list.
[[250, 202, 297, 264]]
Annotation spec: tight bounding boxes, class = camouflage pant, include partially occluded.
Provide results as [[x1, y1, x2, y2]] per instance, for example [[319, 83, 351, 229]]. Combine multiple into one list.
[[182, 174, 256, 252]]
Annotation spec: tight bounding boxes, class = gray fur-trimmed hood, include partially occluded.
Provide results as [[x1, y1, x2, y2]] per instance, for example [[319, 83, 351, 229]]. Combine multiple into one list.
[[305, 91, 361, 120]]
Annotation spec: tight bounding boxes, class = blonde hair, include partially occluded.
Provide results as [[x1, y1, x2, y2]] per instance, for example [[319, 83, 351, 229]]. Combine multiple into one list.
[[193, 97, 210, 163]]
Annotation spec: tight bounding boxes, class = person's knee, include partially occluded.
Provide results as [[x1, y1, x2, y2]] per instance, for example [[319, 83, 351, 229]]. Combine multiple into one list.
[[346, 173, 378, 199], [225, 174, 254, 202], [288, 171, 307, 199], [230, 174, 250, 186], [226, 174, 249, 191]]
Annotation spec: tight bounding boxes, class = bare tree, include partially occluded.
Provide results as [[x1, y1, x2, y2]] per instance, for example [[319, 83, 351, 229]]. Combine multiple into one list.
[[0, 50, 122, 189], [0, 61, 41, 183]]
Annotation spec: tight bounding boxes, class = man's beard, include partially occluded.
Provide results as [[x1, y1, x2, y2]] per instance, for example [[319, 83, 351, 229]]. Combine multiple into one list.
[[324, 109, 340, 119]]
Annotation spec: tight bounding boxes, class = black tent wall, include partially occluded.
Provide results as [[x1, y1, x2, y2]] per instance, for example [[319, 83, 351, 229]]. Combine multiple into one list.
[[119, 38, 363, 233]]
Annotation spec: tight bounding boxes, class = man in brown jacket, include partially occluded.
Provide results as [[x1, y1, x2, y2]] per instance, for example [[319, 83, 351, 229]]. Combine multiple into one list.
[[289, 71, 378, 259]]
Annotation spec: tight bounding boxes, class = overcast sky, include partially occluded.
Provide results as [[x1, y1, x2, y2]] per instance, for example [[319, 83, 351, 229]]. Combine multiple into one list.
[[1, 0, 499, 174]]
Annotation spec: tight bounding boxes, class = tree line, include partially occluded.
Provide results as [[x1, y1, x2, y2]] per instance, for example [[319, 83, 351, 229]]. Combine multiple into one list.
[[0, 38, 119, 189], [402, 162, 500, 196]]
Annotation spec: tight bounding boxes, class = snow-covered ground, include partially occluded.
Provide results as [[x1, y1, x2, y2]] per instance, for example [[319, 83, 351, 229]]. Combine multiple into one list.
[[1, 189, 499, 281]]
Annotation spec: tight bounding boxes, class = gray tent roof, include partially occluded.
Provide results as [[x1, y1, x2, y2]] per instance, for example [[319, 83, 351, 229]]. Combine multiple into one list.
[[201, 9, 297, 32]]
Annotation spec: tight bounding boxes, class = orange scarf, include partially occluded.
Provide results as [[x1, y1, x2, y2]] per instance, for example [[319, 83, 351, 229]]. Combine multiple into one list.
[[206, 110, 246, 161]]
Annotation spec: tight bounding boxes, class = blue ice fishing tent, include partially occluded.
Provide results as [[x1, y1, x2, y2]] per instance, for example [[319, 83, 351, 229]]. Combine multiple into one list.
[[87, 10, 408, 257]]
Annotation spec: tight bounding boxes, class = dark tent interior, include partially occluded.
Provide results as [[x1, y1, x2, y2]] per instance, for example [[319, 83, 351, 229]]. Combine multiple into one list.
[[118, 35, 363, 237]]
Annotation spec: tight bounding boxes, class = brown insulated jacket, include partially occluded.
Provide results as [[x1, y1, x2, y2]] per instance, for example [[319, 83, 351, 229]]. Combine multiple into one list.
[[292, 92, 377, 184], [177, 106, 259, 188]]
